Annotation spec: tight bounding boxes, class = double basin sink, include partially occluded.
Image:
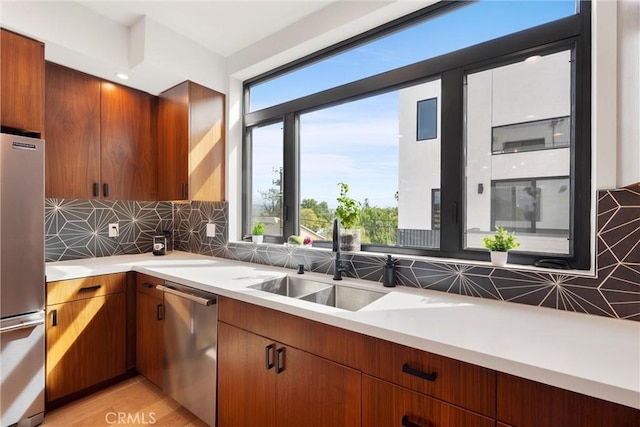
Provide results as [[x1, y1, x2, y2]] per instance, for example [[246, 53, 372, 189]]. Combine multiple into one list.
[[249, 275, 386, 311]]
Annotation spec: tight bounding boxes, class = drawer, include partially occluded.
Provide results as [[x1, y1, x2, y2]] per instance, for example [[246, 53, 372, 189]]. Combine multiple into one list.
[[47, 273, 126, 305], [362, 375, 495, 427], [361, 335, 496, 417], [497, 372, 640, 427], [218, 296, 364, 370], [136, 273, 164, 299]]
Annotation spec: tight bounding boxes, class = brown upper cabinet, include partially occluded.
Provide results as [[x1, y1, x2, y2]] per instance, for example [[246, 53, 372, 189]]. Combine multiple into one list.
[[157, 80, 225, 201], [45, 62, 157, 200], [1, 29, 45, 136]]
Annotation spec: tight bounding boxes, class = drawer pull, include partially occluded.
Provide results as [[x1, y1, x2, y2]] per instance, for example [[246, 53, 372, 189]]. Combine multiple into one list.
[[52, 309, 57, 327], [276, 347, 285, 374], [79, 285, 101, 292], [401, 415, 421, 427], [265, 344, 275, 370], [402, 363, 437, 382], [156, 304, 163, 321], [143, 282, 154, 288]]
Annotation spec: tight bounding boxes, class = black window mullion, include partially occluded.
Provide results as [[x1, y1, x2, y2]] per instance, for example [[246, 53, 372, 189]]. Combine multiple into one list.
[[242, 126, 253, 238], [282, 113, 299, 239], [440, 68, 464, 256]]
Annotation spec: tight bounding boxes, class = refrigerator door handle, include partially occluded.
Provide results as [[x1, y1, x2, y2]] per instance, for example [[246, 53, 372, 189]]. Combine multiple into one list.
[[0, 318, 44, 334]]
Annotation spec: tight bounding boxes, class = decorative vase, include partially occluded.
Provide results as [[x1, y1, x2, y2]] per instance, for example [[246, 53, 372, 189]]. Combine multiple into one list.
[[251, 235, 263, 244], [490, 251, 508, 267], [340, 229, 361, 251]]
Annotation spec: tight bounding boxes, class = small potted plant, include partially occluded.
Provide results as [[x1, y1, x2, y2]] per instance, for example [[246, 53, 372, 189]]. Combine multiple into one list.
[[482, 226, 519, 266], [335, 182, 361, 251], [303, 236, 313, 247], [251, 222, 265, 243]]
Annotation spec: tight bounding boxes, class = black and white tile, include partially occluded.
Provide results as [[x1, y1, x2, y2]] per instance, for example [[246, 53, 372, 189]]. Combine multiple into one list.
[[45, 199, 173, 261], [47, 187, 640, 321]]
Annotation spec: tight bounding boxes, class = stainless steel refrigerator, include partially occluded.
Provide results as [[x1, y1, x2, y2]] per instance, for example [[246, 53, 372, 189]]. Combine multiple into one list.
[[0, 132, 45, 427]]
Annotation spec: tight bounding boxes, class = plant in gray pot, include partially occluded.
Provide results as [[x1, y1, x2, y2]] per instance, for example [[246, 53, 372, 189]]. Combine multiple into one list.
[[335, 182, 361, 251], [482, 226, 519, 266]]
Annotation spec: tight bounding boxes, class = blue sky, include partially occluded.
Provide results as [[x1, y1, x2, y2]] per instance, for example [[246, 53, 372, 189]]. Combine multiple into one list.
[[250, 0, 576, 209]]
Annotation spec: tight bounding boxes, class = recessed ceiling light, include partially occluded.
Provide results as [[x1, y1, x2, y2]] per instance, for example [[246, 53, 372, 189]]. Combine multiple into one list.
[[525, 55, 542, 64], [116, 73, 129, 80]]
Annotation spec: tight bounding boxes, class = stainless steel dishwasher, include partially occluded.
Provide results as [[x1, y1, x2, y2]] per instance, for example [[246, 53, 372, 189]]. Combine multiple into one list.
[[157, 282, 217, 427]]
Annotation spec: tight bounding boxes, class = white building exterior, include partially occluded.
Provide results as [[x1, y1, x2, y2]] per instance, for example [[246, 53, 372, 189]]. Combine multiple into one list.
[[398, 50, 572, 253]]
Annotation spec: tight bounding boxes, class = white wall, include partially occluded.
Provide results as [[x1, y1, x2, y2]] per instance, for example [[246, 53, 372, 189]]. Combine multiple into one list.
[[397, 80, 441, 230], [0, 1, 227, 95]]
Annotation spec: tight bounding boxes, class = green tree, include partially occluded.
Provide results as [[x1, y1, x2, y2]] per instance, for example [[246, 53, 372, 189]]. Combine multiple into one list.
[[300, 208, 328, 232], [301, 199, 332, 225], [359, 199, 398, 245]]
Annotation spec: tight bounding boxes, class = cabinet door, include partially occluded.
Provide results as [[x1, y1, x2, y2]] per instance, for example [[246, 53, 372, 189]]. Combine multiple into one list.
[[157, 82, 189, 200], [362, 375, 495, 427], [46, 293, 126, 402], [276, 345, 361, 427], [101, 82, 156, 200], [1, 29, 44, 135], [217, 322, 276, 427], [45, 62, 101, 199], [136, 291, 163, 388], [189, 82, 225, 201], [497, 373, 640, 427]]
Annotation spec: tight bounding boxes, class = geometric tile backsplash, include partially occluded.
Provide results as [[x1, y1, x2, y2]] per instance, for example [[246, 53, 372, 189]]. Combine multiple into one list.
[[45, 199, 173, 262], [46, 185, 640, 321]]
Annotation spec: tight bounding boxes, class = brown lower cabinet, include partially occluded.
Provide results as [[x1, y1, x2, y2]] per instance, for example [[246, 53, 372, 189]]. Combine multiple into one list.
[[45, 273, 127, 403], [217, 322, 361, 427], [497, 372, 640, 427], [135, 274, 164, 388], [362, 375, 495, 427]]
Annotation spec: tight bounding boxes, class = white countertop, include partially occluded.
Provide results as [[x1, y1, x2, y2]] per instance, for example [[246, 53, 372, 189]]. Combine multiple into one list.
[[46, 251, 640, 410]]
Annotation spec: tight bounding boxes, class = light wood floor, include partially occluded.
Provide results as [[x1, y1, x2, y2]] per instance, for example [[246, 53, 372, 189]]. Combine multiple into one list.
[[43, 376, 208, 427]]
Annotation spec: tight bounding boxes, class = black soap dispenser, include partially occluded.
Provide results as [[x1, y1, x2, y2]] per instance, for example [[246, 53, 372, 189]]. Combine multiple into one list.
[[383, 255, 399, 287]]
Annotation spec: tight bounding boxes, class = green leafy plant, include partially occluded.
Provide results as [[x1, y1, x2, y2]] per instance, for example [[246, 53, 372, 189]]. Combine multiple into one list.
[[482, 227, 520, 252], [251, 222, 265, 235], [335, 182, 361, 229]]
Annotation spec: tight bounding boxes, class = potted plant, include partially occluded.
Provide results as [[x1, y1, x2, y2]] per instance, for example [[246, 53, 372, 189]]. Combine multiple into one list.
[[251, 222, 265, 243], [335, 182, 361, 251], [482, 226, 520, 266]]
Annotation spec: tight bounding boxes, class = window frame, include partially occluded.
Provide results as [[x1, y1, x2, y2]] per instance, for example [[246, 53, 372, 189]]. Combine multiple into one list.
[[243, 1, 591, 269]]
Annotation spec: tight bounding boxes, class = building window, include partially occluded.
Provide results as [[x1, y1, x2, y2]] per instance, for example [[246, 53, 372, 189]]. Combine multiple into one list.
[[492, 116, 570, 154], [244, 1, 590, 268], [431, 189, 441, 230], [417, 98, 437, 140]]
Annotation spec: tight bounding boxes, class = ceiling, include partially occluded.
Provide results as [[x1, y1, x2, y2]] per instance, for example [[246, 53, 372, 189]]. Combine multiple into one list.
[[78, 1, 338, 58], [1, 1, 431, 94]]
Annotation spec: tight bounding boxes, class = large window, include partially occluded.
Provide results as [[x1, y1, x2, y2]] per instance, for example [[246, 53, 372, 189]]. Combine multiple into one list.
[[244, 1, 590, 268]]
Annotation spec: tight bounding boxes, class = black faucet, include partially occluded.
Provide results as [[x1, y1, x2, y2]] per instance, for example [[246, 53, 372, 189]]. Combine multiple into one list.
[[332, 218, 347, 280]]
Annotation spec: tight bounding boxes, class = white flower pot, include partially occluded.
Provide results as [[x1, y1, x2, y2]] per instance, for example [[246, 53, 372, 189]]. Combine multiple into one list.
[[251, 235, 263, 244], [490, 251, 508, 267]]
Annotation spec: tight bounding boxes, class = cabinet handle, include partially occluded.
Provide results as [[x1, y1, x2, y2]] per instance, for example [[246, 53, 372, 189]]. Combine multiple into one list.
[[401, 415, 421, 427], [276, 347, 285, 374], [402, 363, 437, 382], [181, 183, 187, 199], [51, 309, 57, 327], [103, 183, 110, 198], [156, 304, 163, 321], [79, 285, 101, 292], [143, 282, 154, 288], [93, 183, 100, 197], [265, 344, 275, 370]]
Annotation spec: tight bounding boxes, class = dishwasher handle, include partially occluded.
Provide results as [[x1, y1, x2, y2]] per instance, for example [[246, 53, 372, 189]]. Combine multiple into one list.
[[156, 284, 216, 306]]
